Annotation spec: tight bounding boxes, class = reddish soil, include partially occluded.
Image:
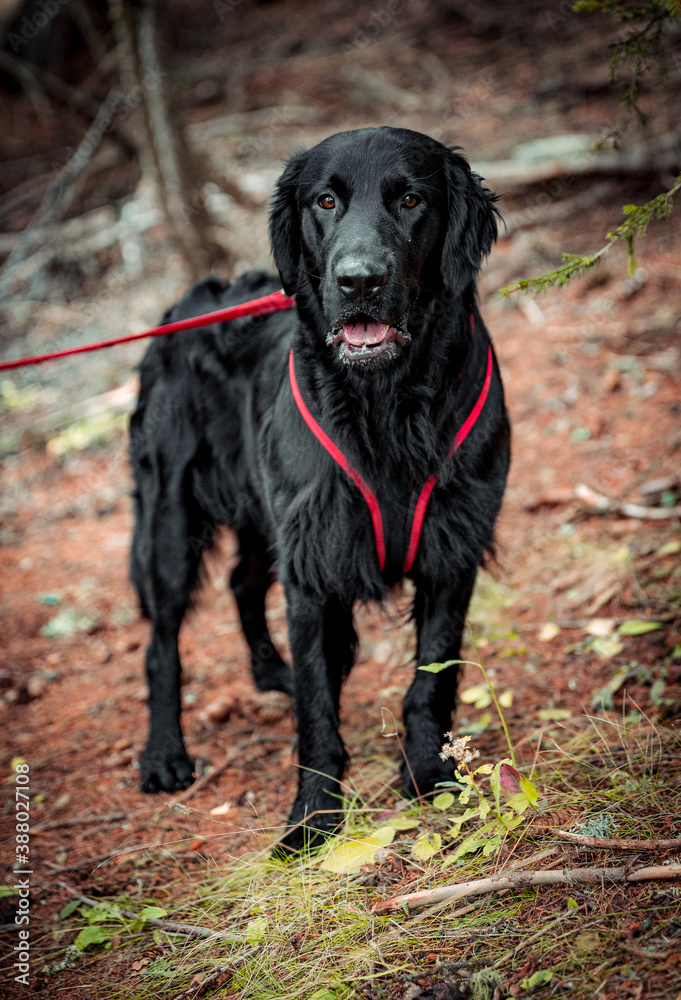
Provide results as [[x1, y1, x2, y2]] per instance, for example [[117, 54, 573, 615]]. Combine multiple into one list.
[[1, 2, 680, 996]]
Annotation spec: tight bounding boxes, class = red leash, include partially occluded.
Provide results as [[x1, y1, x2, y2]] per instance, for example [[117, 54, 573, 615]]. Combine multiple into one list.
[[0, 289, 295, 372]]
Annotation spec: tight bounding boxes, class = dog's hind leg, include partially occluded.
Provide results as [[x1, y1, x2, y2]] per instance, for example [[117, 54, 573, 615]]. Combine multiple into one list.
[[401, 569, 478, 798], [138, 481, 210, 794], [229, 526, 293, 696]]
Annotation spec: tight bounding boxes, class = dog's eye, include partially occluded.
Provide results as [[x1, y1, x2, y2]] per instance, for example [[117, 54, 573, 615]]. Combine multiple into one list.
[[402, 193, 420, 209], [318, 194, 336, 210]]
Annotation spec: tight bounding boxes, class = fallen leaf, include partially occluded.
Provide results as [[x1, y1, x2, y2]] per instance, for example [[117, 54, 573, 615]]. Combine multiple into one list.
[[521, 970, 552, 990], [536, 708, 572, 721], [41, 608, 98, 639], [411, 832, 442, 861], [618, 620, 663, 636], [539, 623, 561, 642], [139, 906, 168, 920], [432, 792, 455, 811], [245, 916, 268, 943], [209, 801, 233, 816], [587, 636, 624, 659], [459, 684, 492, 709], [384, 816, 421, 831], [319, 835, 388, 874], [575, 930, 600, 951], [585, 618, 615, 637]]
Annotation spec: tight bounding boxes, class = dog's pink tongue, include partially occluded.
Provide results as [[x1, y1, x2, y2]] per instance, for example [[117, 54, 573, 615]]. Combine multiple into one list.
[[342, 322, 389, 346]]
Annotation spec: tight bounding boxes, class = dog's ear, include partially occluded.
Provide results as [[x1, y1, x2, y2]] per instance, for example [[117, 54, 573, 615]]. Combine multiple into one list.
[[441, 148, 500, 295], [269, 150, 307, 296]]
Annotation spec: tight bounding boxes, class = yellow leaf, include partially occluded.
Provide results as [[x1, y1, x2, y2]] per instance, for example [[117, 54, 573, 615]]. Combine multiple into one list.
[[319, 827, 394, 874], [432, 792, 455, 811], [371, 826, 397, 847], [588, 636, 624, 659], [498, 690, 514, 708], [539, 623, 561, 642], [459, 684, 488, 704], [411, 832, 442, 861], [245, 916, 268, 944], [386, 817, 421, 832]]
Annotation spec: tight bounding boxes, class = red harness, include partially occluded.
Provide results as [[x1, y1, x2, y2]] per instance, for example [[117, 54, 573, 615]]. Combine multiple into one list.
[[288, 323, 493, 573]]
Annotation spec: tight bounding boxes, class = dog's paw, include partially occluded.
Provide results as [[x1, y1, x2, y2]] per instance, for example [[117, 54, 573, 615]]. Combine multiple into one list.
[[274, 793, 343, 857], [140, 741, 195, 793]]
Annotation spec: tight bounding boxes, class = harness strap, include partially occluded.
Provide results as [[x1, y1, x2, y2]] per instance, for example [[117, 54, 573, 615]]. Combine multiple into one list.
[[288, 329, 493, 573], [402, 344, 492, 571], [288, 350, 386, 568]]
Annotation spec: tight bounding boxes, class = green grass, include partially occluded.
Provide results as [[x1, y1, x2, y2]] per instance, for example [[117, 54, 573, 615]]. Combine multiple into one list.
[[33, 713, 681, 1000]]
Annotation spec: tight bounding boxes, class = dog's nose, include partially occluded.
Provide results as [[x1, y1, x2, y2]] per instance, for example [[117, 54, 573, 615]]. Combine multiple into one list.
[[335, 259, 388, 301]]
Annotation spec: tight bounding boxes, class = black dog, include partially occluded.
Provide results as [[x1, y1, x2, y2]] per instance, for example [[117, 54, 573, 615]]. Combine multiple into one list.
[[129, 126, 510, 851]]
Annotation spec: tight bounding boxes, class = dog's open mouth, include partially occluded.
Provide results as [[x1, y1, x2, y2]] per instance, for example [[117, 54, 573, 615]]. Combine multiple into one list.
[[327, 321, 410, 364]]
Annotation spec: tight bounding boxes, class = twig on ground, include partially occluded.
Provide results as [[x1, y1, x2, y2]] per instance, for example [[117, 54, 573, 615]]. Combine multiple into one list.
[[31, 812, 128, 834], [619, 942, 677, 960], [474, 133, 680, 191], [575, 483, 681, 520], [57, 883, 236, 942], [371, 863, 681, 914], [499, 846, 563, 872], [403, 850, 564, 926], [556, 831, 681, 850], [175, 753, 234, 804]]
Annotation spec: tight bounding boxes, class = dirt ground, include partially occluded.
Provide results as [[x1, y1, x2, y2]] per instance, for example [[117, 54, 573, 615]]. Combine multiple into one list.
[[1, 1, 680, 996]]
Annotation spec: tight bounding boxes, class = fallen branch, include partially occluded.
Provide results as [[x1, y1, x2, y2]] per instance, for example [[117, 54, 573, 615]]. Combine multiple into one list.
[[555, 831, 681, 850], [57, 883, 236, 942], [0, 194, 163, 288], [31, 812, 127, 834], [473, 133, 680, 191], [0, 90, 119, 299], [175, 753, 234, 804], [575, 483, 681, 520], [371, 863, 681, 914], [619, 942, 677, 960], [403, 848, 562, 927]]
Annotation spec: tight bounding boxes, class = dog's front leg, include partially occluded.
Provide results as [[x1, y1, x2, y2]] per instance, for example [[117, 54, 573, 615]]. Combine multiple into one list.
[[402, 572, 478, 797], [279, 587, 357, 853]]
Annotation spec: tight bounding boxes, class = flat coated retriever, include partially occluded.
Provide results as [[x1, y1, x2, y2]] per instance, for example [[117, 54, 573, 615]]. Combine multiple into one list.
[[129, 126, 510, 851]]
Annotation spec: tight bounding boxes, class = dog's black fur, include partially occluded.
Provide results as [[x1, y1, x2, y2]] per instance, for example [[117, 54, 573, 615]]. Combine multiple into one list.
[[130, 127, 510, 851]]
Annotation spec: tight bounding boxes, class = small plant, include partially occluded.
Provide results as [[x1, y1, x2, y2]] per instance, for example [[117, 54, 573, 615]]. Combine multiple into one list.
[[438, 733, 539, 864], [419, 642, 539, 863]]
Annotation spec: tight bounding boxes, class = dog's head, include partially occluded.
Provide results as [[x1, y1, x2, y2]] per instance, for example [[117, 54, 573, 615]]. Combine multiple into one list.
[[269, 127, 499, 368]]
